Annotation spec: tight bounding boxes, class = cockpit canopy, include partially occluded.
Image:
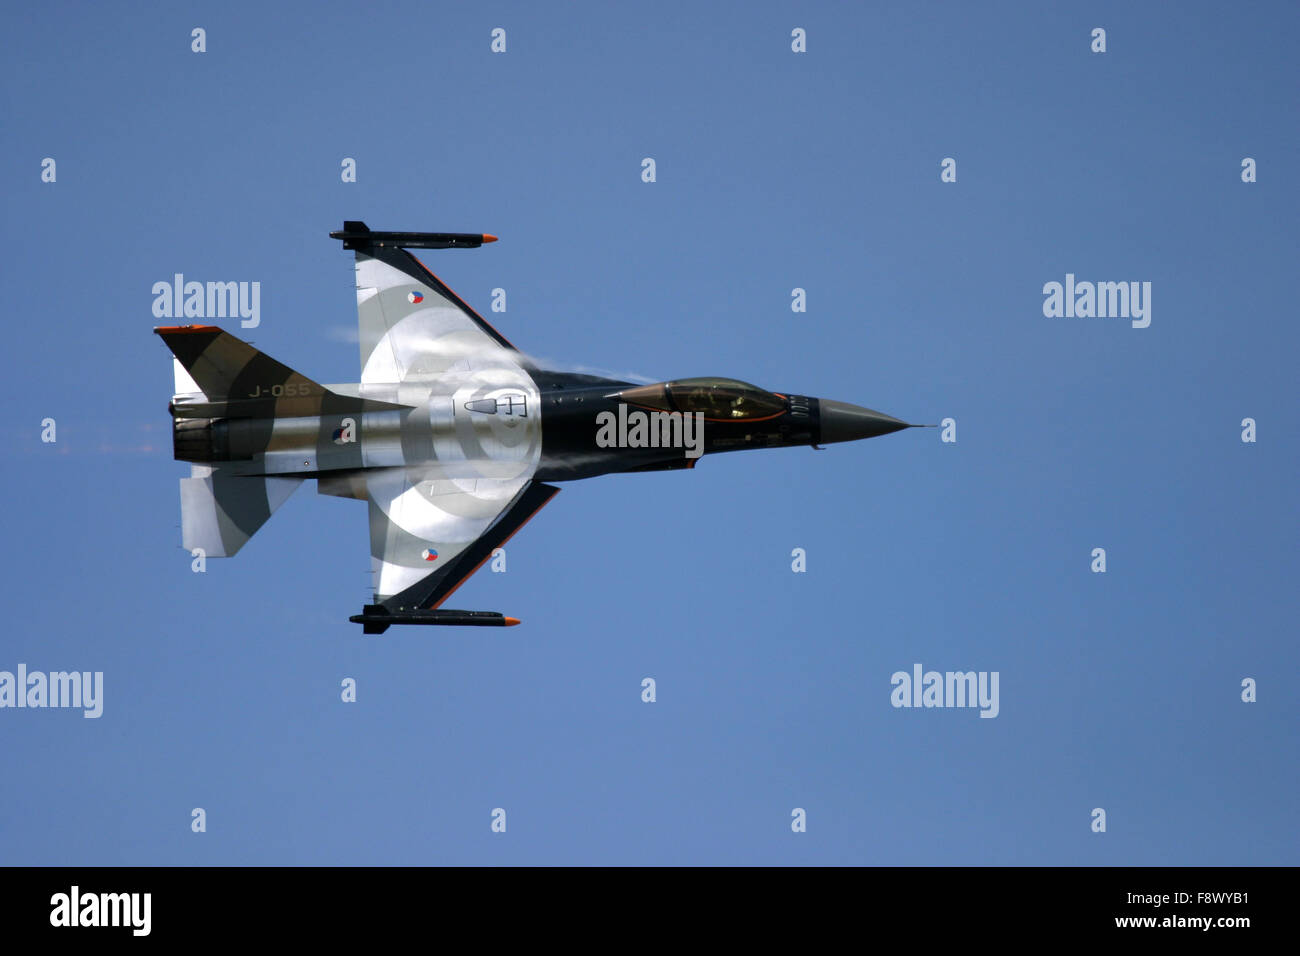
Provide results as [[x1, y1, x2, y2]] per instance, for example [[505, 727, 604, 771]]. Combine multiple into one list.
[[615, 377, 787, 421]]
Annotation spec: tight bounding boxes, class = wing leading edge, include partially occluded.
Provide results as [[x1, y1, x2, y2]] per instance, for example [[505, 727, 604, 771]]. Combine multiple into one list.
[[351, 473, 559, 633], [335, 220, 527, 385]]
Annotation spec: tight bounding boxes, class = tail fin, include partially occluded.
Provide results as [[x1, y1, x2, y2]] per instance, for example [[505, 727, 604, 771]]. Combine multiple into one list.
[[181, 470, 301, 557], [157, 325, 411, 421], [155, 325, 322, 402]]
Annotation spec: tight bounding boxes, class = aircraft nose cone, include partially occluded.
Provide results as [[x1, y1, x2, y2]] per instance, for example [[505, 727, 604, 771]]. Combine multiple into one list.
[[818, 399, 911, 443]]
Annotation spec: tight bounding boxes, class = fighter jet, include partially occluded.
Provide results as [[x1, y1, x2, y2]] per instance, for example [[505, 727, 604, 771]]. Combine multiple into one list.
[[156, 222, 920, 632]]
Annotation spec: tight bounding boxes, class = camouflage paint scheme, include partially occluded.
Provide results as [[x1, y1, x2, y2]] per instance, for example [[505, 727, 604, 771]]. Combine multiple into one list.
[[157, 223, 915, 629]]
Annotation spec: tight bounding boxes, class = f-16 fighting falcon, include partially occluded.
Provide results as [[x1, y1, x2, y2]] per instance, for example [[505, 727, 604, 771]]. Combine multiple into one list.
[[156, 222, 921, 632]]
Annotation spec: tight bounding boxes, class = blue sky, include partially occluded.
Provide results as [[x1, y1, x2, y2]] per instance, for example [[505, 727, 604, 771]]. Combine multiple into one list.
[[1, 1, 1295, 865]]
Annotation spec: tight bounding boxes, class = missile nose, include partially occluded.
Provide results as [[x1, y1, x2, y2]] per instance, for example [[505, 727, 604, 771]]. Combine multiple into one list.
[[817, 399, 911, 443]]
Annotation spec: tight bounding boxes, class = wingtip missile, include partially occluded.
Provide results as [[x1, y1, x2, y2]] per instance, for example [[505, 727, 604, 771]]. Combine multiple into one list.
[[330, 221, 499, 251], [349, 605, 520, 631]]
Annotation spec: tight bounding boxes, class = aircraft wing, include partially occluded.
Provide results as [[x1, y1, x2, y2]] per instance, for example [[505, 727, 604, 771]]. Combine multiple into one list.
[[338, 220, 526, 385], [350, 468, 559, 632]]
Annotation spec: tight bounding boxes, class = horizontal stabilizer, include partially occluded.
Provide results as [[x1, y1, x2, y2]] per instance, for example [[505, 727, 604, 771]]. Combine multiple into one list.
[[181, 471, 301, 557]]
